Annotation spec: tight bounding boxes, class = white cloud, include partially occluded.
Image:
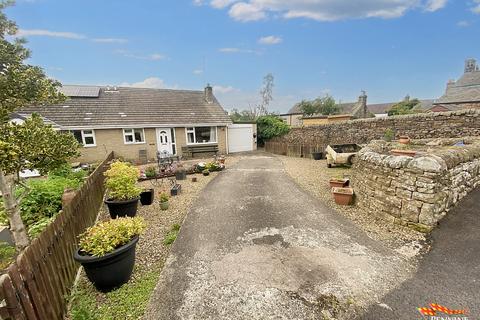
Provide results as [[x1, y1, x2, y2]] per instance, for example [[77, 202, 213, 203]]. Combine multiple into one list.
[[119, 77, 176, 89], [229, 2, 266, 21], [92, 38, 128, 43], [472, 0, 480, 14], [210, 0, 237, 8], [115, 50, 167, 61], [424, 0, 448, 11], [193, 69, 204, 75], [457, 20, 471, 27], [218, 47, 259, 54], [149, 53, 166, 60], [258, 35, 282, 45], [213, 85, 238, 93], [17, 29, 86, 39], [207, 0, 449, 22]]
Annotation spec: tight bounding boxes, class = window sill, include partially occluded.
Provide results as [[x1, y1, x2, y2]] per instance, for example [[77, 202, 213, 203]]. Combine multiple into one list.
[[83, 145, 97, 148], [186, 142, 218, 146], [124, 142, 146, 145]]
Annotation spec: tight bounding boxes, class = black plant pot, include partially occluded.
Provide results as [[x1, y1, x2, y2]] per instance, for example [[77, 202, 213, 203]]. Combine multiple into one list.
[[74, 236, 139, 292], [312, 152, 323, 160], [140, 189, 154, 205], [170, 184, 182, 196], [105, 198, 139, 219]]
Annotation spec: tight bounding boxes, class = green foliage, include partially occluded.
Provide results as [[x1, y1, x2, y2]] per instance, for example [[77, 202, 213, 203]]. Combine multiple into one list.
[[0, 114, 81, 175], [69, 266, 161, 320], [205, 162, 220, 171], [0, 1, 66, 124], [384, 128, 395, 142], [104, 161, 142, 201], [78, 217, 146, 257], [49, 164, 87, 181], [296, 94, 340, 116], [0, 241, 16, 270], [144, 166, 156, 178], [229, 109, 256, 122], [256, 115, 290, 145], [0, 173, 84, 233], [163, 224, 180, 245], [387, 98, 421, 116], [159, 192, 169, 203], [202, 169, 210, 175]]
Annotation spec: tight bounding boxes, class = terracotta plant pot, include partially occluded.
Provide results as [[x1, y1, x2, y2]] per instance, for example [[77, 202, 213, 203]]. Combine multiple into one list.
[[329, 178, 350, 188], [332, 187, 354, 206], [390, 149, 416, 157], [218, 158, 226, 164], [399, 136, 411, 144], [192, 177, 197, 182]]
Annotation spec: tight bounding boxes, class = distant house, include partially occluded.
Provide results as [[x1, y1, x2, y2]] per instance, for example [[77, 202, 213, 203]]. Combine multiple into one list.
[[432, 58, 480, 111], [19, 85, 234, 163]]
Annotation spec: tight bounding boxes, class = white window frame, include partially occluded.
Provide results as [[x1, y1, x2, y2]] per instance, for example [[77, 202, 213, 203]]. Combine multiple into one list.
[[185, 126, 218, 145], [70, 129, 96, 148], [123, 128, 146, 145], [171, 128, 177, 155]]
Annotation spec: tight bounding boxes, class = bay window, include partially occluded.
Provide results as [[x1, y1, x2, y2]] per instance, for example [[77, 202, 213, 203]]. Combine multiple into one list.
[[123, 128, 145, 144], [186, 127, 217, 144]]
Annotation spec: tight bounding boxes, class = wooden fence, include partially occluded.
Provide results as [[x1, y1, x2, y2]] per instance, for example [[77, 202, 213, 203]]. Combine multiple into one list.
[[264, 141, 325, 158], [0, 152, 114, 320]]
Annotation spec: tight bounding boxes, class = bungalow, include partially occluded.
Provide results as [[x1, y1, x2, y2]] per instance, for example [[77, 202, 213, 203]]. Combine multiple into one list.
[[19, 84, 236, 163]]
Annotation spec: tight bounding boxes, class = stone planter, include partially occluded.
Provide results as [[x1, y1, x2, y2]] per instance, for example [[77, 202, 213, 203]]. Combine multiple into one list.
[[175, 170, 187, 181], [390, 149, 416, 157], [399, 136, 411, 144], [332, 187, 354, 205], [329, 178, 349, 188]]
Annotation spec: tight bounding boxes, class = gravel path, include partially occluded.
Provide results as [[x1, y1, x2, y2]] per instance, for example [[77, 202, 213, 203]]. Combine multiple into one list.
[[279, 156, 427, 257]]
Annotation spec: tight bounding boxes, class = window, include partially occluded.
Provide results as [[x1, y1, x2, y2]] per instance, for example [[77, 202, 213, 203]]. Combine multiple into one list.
[[70, 130, 96, 147], [186, 127, 217, 144], [123, 128, 145, 144]]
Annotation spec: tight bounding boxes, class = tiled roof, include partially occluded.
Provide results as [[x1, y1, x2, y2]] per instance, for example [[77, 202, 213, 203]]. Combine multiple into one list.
[[20, 86, 232, 129], [436, 71, 480, 104]]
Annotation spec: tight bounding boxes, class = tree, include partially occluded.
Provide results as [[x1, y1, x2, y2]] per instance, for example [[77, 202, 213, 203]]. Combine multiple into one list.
[[387, 98, 421, 116], [229, 108, 256, 123], [297, 100, 318, 116], [256, 115, 290, 146], [257, 73, 274, 116], [0, 1, 80, 251], [296, 94, 340, 116]]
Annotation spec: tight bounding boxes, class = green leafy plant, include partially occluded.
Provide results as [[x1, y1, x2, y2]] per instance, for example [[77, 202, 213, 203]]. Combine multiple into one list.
[[144, 166, 157, 178], [104, 161, 142, 201], [205, 162, 220, 171], [384, 128, 395, 142], [159, 192, 169, 203], [387, 98, 421, 116], [78, 217, 146, 257], [256, 115, 290, 146], [202, 169, 210, 175], [0, 241, 16, 270], [163, 224, 180, 245]]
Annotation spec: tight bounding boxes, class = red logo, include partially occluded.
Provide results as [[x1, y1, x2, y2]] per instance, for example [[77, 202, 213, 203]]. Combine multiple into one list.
[[417, 303, 468, 317]]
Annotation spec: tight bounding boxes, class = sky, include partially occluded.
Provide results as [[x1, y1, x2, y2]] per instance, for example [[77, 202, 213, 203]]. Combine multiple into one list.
[[5, 0, 480, 113]]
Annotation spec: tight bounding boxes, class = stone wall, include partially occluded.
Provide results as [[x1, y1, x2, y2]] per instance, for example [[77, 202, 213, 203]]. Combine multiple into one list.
[[269, 110, 480, 154], [352, 138, 480, 231]]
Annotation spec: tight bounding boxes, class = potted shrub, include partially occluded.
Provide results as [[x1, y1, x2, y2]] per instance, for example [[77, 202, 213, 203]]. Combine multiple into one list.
[[202, 169, 210, 176], [104, 161, 142, 219], [140, 188, 154, 205], [311, 151, 323, 160], [175, 164, 187, 180], [390, 149, 416, 157], [399, 136, 411, 144], [159, 192, 170, 210], [332, 187, 354, 205], [384, 128, 395, 142], [329, 177, 350, 188], [145, 166, 157, 179], [74, 217, 146, 291]]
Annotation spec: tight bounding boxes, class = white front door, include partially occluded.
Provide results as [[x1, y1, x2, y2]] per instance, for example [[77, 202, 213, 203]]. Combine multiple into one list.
[[156, 128, 173, 155]]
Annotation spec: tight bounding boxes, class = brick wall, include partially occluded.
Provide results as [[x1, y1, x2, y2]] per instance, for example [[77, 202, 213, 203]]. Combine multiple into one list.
[[269, 110, 480, 155]]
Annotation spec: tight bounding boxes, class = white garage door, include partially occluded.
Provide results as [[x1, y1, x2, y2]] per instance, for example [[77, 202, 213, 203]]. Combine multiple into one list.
[[228, 124, 255, 153]]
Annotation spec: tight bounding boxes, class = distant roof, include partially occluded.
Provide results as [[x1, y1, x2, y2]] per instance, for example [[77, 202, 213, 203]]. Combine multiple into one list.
[[436, 70, 480, 104], [20, 85, 232, 129]]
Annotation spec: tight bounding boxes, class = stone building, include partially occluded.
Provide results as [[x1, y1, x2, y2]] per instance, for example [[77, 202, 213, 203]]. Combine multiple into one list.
[[432, 58, 480, 111]]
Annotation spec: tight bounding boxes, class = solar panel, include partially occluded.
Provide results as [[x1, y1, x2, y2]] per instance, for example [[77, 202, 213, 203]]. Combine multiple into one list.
[[60, 85, 100, 97]]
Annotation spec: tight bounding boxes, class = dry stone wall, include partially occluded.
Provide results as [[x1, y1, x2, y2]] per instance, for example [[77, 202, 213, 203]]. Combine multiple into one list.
[[271, 110, 480, 151], [352, 138, 480, 232]]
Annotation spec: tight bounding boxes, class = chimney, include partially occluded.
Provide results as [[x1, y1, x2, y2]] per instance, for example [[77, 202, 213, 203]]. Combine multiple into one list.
[[205, 84, 213, 104], [464, 58, 477, 73], [353, 90, 368, 118], [358, 90, 367, 107]]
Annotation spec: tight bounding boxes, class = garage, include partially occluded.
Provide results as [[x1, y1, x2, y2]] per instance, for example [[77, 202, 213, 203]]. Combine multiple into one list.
[[228, 123, 257, 153]]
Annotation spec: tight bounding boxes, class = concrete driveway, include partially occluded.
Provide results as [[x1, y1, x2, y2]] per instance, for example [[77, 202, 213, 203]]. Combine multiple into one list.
[[144, 154, 413, 320]]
